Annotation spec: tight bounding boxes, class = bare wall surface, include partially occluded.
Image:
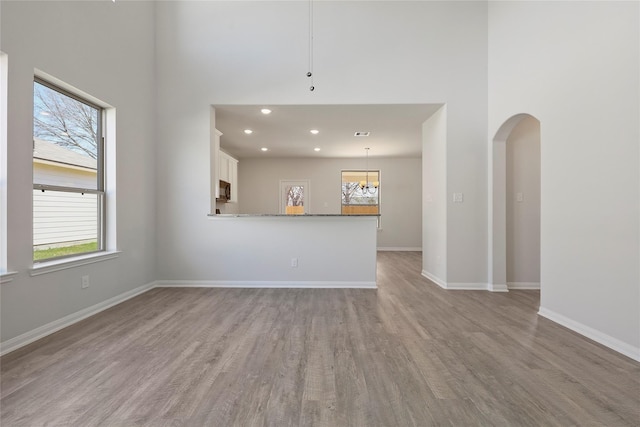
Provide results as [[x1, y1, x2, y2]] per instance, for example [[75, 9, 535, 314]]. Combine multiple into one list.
[[170, 216, 378, 284], [0, 1, 157, 342], [155, 0, 488, 283], [237, 157, 421, 250], [489, 1, 640, 354], [422, 106, 447, 283]]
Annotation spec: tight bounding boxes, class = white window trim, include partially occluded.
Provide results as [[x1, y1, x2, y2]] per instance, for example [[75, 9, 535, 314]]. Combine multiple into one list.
[[32, 70, 117, 264], [0, 271, 18, 284], [30, 250, 121, 277]]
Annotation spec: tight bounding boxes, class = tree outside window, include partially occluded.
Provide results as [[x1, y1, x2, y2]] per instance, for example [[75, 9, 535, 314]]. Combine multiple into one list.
[[341, 170, 379, 215], [32, 79, 105, 261]]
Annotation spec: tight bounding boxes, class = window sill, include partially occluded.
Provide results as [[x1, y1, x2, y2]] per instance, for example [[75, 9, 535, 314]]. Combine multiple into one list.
[[0, 271, 18, 284], [30, 251, 121, 277]]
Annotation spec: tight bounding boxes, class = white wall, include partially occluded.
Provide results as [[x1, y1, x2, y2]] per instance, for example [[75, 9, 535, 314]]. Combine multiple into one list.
[[422, 105, 447, 284], [489, 1, 639, 358], [155, 0, 488, 283], [0, 1, 157, 343], [160, 215, 378, 285], [237, 157, 422, 250], [506, 116, 540, 285]]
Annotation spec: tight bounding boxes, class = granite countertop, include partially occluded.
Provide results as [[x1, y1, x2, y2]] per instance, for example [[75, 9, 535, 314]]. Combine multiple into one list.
[[208, 213, 380, 217]]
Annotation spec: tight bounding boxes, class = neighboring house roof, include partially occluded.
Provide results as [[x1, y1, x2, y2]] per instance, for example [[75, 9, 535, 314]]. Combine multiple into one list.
[[33, 138, 97, 170]]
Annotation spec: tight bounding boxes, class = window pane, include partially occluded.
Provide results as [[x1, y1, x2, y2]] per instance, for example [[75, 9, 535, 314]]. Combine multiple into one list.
[[285, 185, 304, 214], [33, 189, 100, 260], [32, 78, 104, 262], [33, 81, 99, 190], [342, 170, 380, 215]]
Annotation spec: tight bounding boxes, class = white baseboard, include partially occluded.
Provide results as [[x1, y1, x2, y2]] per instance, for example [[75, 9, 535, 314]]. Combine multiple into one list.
[[508, 282, 540, 290], [155, 280, 377, 289], [421, 271, 506, 292], [377, 247, 422, 252], [445, 282, 490, 291], [421, 270, 447, 288], [538, 306, 640, 362], [488, 283, 509, 292], [0, 281, 157, 357]]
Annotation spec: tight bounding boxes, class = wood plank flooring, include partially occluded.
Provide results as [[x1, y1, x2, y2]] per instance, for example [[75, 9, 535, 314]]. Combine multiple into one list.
[[1, 251, 639, 426]]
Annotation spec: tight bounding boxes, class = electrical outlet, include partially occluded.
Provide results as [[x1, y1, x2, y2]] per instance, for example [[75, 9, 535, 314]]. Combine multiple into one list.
[[81, 275, 90, 289], [453, 193, 464, 203], [291, 258, 298, 268], [516, 192, 524, 202]]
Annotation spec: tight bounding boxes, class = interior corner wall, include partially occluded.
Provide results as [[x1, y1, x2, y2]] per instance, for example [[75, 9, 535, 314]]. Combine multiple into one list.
[[422, 105, 447, 283], [0, 1, 157, 343], [489, 1, 640, 358], [155, 1, 488, 283]]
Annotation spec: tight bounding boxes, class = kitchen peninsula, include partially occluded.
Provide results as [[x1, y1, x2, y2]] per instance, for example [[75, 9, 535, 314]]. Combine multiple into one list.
[[203, 214, 379, 288]]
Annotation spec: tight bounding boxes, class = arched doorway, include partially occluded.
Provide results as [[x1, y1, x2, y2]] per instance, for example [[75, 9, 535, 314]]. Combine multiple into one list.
[[490, 114, 541, 292]]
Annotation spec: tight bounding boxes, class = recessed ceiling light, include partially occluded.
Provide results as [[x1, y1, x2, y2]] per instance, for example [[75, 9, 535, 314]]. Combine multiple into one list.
[[314, 147, 321, 152], [244, 129, 253, 134], [310, 129, 319, 135], [261, 147, 268, 152], [354, 131, 370, 137], [261, 108, 272, 115]]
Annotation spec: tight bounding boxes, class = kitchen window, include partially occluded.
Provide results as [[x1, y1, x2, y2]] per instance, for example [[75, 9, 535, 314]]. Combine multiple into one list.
[[341, 170, 380, 221]]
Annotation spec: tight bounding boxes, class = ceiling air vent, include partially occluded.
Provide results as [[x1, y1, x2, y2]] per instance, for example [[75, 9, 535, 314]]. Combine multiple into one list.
[[354, 131, 370, 137]]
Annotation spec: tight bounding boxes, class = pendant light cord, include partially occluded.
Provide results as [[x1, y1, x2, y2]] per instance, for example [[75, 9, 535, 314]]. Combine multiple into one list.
[[365, 148, 370, 186], [307, 0, 315, 91]]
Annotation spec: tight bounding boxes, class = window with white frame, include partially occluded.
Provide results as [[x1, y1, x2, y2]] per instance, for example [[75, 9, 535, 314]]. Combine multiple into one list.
[[341, 170, 380, 215], [32, 78, 105, 261]]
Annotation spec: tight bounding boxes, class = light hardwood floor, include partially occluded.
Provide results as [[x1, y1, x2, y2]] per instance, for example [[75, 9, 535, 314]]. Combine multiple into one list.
[[1, 251, 639, 426]]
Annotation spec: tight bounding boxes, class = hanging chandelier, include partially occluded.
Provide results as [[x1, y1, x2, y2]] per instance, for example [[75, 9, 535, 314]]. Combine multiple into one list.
[[359, 148, 379, 195]]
